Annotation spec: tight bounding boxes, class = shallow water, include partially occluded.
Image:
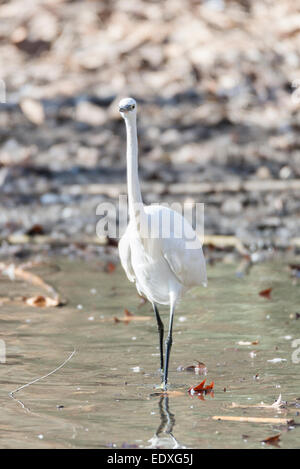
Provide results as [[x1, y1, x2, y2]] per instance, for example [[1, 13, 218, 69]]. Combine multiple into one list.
[[0, 256, 299, 449]]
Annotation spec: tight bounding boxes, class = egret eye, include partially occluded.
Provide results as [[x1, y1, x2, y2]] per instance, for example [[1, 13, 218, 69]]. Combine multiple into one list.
[[132, 105, 135, 109]]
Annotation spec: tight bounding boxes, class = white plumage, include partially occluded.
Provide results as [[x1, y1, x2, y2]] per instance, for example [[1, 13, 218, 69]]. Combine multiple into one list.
[[118, 97, 206, 389]]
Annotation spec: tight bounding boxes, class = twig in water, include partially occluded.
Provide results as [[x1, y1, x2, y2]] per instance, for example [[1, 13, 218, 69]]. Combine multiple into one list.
[[9, 349, 76, 409]]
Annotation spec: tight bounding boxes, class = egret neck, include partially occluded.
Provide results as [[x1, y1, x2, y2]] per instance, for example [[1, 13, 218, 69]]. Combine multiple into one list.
[[124, 114, 145, 227]]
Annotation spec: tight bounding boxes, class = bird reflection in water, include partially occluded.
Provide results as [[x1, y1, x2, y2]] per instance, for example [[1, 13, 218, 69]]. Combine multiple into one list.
[[147, 395, 186, 449]]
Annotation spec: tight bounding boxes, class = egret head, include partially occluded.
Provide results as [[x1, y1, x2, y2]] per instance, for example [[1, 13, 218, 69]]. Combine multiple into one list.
[[119, 97, 137, 118]]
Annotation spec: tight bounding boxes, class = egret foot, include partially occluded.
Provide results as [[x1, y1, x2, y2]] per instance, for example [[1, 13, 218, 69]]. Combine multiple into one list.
[[154, 382, 165, 391]]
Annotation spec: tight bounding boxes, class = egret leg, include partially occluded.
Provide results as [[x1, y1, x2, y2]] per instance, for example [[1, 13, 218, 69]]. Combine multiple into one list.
[[152, 303, 164, 377], [163, 297, 176, 390]]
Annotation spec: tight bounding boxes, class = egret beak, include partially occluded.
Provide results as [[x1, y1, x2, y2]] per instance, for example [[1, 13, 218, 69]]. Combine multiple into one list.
[[119, 104, 131, 113]]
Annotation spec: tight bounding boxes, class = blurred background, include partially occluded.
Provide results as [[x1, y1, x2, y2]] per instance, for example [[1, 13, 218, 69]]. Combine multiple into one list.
[[0, 0, 300, 257]]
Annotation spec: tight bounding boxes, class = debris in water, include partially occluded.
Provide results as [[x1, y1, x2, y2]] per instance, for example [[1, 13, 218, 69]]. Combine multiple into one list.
[[259, 287, 272, 299], [124, 308, 133, 318], [0, 262, 63, 307], [23, 295, 62, 307], [261, 433, 281, 447], [106, 262, 116, 273], [267, 358, 287, 364], [213, 416, 293, 424], [179, 361, 208, 375], [113, 309, 151, 324], [188, 379, 214, 396], [229, 394, 285, 410]]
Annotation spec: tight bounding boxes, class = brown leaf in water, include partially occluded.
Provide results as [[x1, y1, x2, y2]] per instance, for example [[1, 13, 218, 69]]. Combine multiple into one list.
[[189, 379, 206, 393], [185, 365, 196, 371], [106, 262, 116, 273], [259, 287, 272, 299], [188, 379, 214, 395], [262, 433, 281, 447], [124, 308, 133, 317], [24, 295, 61, 307], [179, 361, 207, 375], [204, 381, 214, 392]]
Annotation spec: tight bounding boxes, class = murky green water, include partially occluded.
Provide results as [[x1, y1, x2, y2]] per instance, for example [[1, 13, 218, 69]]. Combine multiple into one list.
[[0, 256, 299, 448]]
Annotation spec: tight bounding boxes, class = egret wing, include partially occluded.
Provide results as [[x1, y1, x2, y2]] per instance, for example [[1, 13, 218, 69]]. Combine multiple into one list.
[[163, 237, 207, 288], [118, 228, 135, 283], [144, 205, 207, 288]]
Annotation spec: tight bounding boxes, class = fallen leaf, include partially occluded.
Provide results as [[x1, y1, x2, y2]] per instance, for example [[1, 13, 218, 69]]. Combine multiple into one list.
[[178, 361, 208, 375], [189, 378, 206, 393], [124, 308, 133, 317], [259, 287, 272, 299], [188, 379, 214, 395], [24, 295, 61, 307], [204, 381, 214, 392], [26, 224, 44, 236], [106, 262, 116, 273], [261, 433, 281, 447]]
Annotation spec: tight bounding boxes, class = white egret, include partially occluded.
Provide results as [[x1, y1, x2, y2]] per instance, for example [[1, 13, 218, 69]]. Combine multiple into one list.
[[118, 97, 207, 390]]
